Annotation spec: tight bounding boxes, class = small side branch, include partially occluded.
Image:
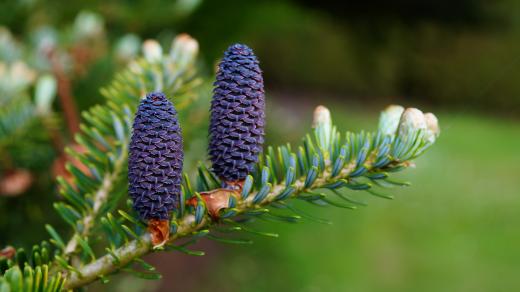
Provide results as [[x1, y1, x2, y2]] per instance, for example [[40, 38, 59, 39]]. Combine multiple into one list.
[[49, 51, 80, 135], [63, 144, 128, 259]]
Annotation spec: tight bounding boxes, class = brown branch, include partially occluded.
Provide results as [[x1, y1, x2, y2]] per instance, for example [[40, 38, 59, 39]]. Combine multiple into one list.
[[48, 51, 80, 135]]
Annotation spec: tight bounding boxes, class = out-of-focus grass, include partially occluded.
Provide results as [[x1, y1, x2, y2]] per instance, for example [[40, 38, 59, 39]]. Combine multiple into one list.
[[185, 102, 520, 292]]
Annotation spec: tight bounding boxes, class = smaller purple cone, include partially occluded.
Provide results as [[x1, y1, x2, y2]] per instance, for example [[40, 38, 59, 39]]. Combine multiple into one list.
[[128, 92, 183, 221]]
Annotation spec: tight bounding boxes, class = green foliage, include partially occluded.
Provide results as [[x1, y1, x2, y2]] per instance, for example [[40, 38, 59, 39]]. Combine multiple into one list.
[[0, 29, 60, 242], [0, 241, 64, 292], [0, 265, 65, 292], [0, 34, 438, 290], [0, 31, 58, 171]]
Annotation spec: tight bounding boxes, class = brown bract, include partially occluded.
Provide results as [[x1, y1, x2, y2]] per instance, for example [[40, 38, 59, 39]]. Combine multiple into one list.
[[148, 219, 170, 248], [149, 179, 245, 246], [187, 181, 244, 219]]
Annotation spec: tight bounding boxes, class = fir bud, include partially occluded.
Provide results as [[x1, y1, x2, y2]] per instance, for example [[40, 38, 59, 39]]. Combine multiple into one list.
[[0, 61, 36, 94], [142, 39, 162, 62], [73, 11, 104, 39], [313, 105, 332, 151], [35, 74, 57, 115], [170, 33, 199, 68], [209, 43, 265, 183], [397, 108, 427, 140], [74, 11, 105, 39], [115, 34, 141, 63], [128, 92, 183, 221], [424, 112, 440, 143], [378, 105, 404, 135]]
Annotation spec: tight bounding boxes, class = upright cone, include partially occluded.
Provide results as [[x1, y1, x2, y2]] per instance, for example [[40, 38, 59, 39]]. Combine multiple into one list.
[[128, 92, 183, 245], [208, 44, 265, 185]]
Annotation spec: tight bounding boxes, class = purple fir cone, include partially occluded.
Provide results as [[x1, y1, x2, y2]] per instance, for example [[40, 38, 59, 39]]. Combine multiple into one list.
[[209, 43, 265, 183], [128, 92, 183, 221]]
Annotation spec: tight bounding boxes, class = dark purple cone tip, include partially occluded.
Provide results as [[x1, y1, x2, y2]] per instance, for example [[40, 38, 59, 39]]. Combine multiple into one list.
[[209, 43, 265, 183], [128, 92, 183, 221]]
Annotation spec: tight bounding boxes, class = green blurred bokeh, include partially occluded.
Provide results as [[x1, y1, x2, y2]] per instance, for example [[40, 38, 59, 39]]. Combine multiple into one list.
[[1, 0, 519, 291]]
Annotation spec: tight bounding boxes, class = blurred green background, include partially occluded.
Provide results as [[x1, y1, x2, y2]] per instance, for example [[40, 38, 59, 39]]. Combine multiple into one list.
[[1, 0, 519, 291]]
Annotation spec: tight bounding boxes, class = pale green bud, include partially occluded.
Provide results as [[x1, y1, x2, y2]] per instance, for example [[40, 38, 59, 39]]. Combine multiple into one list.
[[170, 33, 199, 69], [142, 39, 163, 62], [398, 108, 427, 140], [313, 105, 332, 151], [35, 74, 57, 115], [424, 113, 440, 143], [378, 105, 404, 135], [74, 11, 104, 39], [0, 61, 36, 94], [115, 34, 140, 62]]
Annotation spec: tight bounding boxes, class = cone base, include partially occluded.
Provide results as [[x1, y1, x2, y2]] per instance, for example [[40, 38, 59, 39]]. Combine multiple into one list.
[[148, 219, 170, 248]]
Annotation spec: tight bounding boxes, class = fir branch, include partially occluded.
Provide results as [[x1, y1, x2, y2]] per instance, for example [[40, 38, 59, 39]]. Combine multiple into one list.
[[1, 34, 439, 291], [63, 109, 436, 289], [62, 162, 391, 288]]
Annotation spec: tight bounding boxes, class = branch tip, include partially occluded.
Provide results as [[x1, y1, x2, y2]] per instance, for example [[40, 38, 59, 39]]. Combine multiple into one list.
[[312, 105, 331, 128]]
